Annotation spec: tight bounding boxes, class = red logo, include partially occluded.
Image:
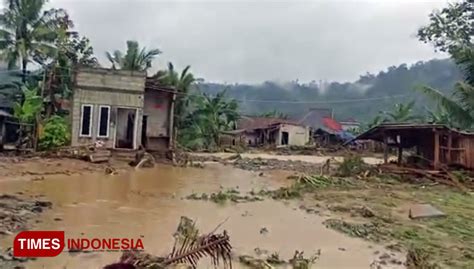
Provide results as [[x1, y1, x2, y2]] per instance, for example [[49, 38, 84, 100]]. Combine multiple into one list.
[[13, 230, 144, 258], [14, 231, 65, 257]]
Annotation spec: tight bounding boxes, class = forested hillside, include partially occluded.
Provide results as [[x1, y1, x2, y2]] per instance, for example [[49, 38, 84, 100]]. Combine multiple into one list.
[[197, 58, 461, 121]]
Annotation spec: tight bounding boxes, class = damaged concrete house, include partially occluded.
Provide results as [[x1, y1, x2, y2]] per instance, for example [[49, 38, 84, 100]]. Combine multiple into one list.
[[70, 67, 175, 155], [222, 116, 310, 147]]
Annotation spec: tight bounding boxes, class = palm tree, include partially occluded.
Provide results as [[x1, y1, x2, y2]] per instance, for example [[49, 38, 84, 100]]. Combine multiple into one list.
[[180, 90, 239, 148], [0, 0, 61, 82], [418, 46, 474, 129], [106, 40, 161, 71], [154, 63, 195, 126], [152, 63, 196, 148], [426, 105, 456, 127]]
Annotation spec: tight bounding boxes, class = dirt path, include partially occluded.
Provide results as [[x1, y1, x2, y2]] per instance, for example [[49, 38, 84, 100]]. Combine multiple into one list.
[[0, 156, 129, 182], [191, 152, 390, 165]]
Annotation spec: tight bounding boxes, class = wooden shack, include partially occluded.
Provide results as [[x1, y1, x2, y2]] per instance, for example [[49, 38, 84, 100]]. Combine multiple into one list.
[[355, 123, 474, 170]]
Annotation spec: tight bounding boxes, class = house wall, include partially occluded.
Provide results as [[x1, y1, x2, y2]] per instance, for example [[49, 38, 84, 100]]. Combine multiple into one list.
[[243, 132, 260, 146], [146, 137, 169, 152], [144, 90, 172, 138], [459, 136, 474, 169], [341, 122, 360, 131], [71, 68, 145, 149], [276, 124, 310, 146]]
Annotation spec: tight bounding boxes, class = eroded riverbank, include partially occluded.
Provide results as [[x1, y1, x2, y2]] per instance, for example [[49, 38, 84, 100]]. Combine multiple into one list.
[[0, 160, 404, 269]]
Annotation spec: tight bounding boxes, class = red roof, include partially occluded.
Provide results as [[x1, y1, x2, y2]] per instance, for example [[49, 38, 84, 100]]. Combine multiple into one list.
[[322, 117, 342, 132]]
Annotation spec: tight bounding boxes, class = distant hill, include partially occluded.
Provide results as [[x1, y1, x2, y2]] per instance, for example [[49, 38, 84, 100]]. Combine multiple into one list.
[[197, 58, 461, 122]]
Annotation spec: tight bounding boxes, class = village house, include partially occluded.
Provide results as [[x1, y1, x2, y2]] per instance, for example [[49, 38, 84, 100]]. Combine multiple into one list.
[[340, 118, 360, 131], [70, 67, 175, 155], [222, 116, 310, 147], [355, 123, 474, 170]]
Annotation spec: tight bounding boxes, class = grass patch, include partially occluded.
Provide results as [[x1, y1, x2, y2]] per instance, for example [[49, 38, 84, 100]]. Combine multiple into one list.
[[259, 174, 357, 200], [312, 181, 474, 269]]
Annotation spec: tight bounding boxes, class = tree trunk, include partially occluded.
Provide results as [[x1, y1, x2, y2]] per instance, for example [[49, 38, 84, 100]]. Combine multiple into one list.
[[21, 59, 27, 83]]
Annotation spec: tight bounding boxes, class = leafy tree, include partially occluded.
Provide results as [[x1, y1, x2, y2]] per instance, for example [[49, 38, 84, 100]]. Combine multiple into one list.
[[152, 62, 196, 149], [180, 90, 239, 149], [417, 1, 474, 130], [43, 16, 98, 116], [359, 114, 384, 132], [0, 0, 64, 82], [38, 115, 69, 149], [106, 40, 161, 71], [425, 105, 456, 127], [13, 84, 42, 123], [154, 62, 195, 128], [417, 0, 473, 54], [382, 101, 421, 123]]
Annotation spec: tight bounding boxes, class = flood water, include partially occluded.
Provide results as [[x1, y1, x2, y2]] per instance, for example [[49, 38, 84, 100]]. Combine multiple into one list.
[[0, 163, 403, 268]]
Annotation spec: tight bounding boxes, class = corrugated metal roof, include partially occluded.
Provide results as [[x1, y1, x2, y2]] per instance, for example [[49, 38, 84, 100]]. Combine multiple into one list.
[[237, 116, 302, 130], [355, 123, 474, 142]]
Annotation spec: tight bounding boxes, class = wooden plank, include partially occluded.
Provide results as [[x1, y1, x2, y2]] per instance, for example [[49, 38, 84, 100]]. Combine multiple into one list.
[[434, 132, 440, 169], [440, 146, 465, 151], [383, 132, 388, 164], [397, 135, 403, 166], [447, 134, 452, 163]]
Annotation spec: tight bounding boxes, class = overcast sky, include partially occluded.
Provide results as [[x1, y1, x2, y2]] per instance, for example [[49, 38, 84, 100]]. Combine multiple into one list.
[[49, 0, 449, 84]]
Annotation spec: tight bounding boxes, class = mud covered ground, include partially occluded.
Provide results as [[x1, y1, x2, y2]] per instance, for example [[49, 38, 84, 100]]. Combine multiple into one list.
[[0, 194, 52, 268], [0, 156, 130, 181], [0, 153, 472, 269]]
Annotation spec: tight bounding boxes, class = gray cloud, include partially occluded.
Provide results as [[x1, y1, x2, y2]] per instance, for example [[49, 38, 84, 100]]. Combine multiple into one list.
[[50, 0, 449, 83]]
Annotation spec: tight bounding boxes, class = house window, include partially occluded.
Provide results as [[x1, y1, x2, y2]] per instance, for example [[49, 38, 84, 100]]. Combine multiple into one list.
[[98, 105, 110, 137], [80, 104, 93, 137]]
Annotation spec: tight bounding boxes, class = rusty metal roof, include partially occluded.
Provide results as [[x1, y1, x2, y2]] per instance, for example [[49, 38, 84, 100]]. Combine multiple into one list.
[[355, 123, 474, 142], [237, 116, 303, 130]]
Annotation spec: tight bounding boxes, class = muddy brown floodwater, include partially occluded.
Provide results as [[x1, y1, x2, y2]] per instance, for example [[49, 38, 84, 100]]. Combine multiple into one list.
[[0, 163, 403, 269]]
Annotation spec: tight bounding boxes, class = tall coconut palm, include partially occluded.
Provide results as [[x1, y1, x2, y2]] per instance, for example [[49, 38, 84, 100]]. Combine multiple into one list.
[[155, 62, 195, 125], [418, 46, 474, 129], [0, 0, 61, 82], [152, 62, 196, 148], [105, 40, 161, 71]]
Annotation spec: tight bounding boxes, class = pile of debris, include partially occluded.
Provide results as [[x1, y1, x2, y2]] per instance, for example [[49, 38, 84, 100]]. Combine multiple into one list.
[[0, 194, 52, 236], [232, 157, 322, 174], [104, 217, 232, 269], [239, 249, 321, 269], [378, 164, 473, 190]]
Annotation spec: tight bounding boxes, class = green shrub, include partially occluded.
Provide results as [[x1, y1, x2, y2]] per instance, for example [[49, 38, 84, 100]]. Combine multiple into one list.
[[337, 155, 368, 177], [39, 116, 70, 150]]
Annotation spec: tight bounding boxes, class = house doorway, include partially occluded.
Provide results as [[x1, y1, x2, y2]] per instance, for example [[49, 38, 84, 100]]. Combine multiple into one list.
[[141, 115, 148, 148], [115, 108, 136, 149], [281, 131, 289, 145]]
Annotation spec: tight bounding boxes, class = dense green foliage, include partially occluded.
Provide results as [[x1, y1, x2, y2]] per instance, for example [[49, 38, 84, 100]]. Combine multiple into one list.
[[0, 0, 66, 81], [416, 0, 474, 130], [13, 84, 42, 123], [38, 115, 69, 150], [179, 91, 239, 149], [153, 63, 196, 131], [417, 0, 473, 54]]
